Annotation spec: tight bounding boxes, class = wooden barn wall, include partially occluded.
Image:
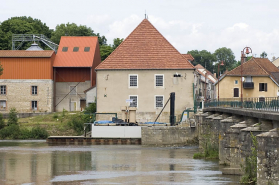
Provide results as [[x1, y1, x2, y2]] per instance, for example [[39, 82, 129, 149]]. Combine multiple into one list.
[[55, 67, 91, 82], [0, 57, 53, 79], [91, 42, 102, 86]]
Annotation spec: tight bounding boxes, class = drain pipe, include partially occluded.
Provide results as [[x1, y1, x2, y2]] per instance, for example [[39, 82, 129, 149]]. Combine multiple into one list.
[[170, 92, 175, 126]]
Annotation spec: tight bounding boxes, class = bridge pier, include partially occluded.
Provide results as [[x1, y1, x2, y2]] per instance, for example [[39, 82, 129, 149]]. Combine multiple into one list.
[[197, 108, 279, 184]]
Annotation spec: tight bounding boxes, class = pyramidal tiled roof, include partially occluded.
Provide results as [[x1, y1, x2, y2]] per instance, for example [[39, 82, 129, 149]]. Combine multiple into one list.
[[227, 57, 279, 76], [96, 19, 194, 70]]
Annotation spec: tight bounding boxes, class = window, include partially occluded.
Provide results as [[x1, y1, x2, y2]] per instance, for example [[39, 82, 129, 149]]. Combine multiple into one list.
[[233, 88, 239, 97], [259, 97, 265, 102], [62, 47, 68, 52], [31, 101, 37, 110], [0, 86, 6, 95], [129, 75, 138, 88], [31, 86, 37, 95], [73, 47, 79, 52], [69, 86, 77, 95], [155, 75, 164, 87], [235, 80, 238, 85], [259, 83, 267, 92], [129, 96, 138, 107], [84, 47, 90, 52], [0, 100, 6, 110], [155, 96, 164, 108], [246, 76, 252, 82]]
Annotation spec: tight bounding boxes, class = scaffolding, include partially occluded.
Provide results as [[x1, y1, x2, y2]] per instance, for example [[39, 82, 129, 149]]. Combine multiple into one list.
[[12, 34, 59, 52]]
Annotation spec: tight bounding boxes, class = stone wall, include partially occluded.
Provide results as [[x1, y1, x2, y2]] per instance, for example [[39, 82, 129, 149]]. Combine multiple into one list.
[[141, 126, 198, 146], [0, 79, 53, 113]]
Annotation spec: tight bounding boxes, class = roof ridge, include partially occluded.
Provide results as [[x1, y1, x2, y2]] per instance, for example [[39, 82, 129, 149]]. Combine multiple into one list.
[[252, 57, 270, 75], [96, 19, 194, 70]]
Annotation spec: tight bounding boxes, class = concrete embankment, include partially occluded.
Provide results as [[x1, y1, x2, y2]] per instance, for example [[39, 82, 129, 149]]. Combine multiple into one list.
[[196, 109, 279, 185]]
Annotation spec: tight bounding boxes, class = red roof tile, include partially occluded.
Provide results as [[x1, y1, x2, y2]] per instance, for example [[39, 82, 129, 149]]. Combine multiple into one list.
[[96, 19, 194, 70], [182, 54, 194, 62], [53, 36, 98, 67], [227, 57, 279, 76], [0, 50, 54, 58]]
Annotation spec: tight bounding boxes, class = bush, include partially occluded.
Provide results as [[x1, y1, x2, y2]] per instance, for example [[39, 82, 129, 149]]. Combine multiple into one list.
[[8, 108, 18, 126], [84, 103, 96, 113], [0, 124, 20, 139], [68, 116, 84, 135], [0, 113, 5, 129], [53, 114, 58, 119]]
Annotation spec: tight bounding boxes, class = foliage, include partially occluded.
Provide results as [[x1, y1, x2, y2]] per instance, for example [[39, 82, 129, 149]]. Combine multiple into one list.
[[67, 114, 85, 135], [50, 23, 107, 46], [112, 38, 124, 49], [187, 50, 216, 73], [193, 142, 219, 159], [8, 108, 18, 126], [240, 132, 258, 184], [100, 44, 114, 61], [260, 51, 267, 58], [53, 113, 58, 119], [0, 124, 20, 139], [30, 126, 49, 139], [0, 113, 5, 129], [84, 103, 96, 113], [214, 47, 237, 75], [0, 16, 52, 50]]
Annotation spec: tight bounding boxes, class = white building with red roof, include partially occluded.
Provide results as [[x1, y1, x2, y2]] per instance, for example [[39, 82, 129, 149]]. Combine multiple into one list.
[[95, 19, 195, 123]]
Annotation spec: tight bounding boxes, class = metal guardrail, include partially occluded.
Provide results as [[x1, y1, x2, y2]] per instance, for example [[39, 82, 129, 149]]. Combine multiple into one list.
[[205, 97, 279, 112]]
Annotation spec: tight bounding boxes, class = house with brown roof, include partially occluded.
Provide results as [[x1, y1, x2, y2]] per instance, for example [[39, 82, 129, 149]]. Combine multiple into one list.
[[0, 50, 55, 112], [194, 64, 217, 104], [217, 57, 279, 99], [53, 36, 101, 112], [95, 19, 195, 123]]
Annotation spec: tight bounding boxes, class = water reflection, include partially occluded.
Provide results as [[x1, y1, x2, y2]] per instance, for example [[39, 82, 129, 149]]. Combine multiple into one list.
[[0, 141, 240, 184]]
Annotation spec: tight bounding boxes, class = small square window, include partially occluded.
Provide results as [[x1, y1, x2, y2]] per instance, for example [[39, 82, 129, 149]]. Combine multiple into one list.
[[0, 86, 6, 95], [32, 86, 37, 95], [73, 47, 79, 52], [32, 101, 37, 110], [235, 80, 238, 85], [84, 47, 90, 52], [155, 96, 163, 108], [70, 86, 77, 95], [259, 83, 267, 92], [62, 47, 68, 52], [0, 100, 6, 110], [129, 96, 138, 107]]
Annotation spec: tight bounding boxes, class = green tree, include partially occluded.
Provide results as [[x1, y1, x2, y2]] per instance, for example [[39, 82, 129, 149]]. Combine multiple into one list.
[[0, 16, 52, 50], [51, 23, 107, 46], [0, 113, 5, 129], [214, 47, 237, 74], [112, 38, 124, 49], [100, 45, 114, 61], [187, 50, 216, 73], [260, 51, 267, 58], [8, 108, 18, 126]]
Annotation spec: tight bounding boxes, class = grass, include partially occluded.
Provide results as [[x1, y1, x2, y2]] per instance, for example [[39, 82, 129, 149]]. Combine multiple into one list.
[[193, 144, 219, 159], [16, 111, 85, 136]]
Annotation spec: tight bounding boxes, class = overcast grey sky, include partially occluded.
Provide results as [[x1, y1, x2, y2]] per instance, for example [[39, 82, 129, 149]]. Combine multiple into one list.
[[1, 0, 279, 60]]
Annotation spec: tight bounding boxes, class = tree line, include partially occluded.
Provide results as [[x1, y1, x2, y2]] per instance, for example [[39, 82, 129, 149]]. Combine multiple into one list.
[[0, 16, 270, 73], [0, 16, 123, 61]]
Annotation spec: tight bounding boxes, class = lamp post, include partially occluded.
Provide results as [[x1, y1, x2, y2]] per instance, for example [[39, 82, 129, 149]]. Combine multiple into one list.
[[240, 47, 252, 105], [218, 61, 224, 102]]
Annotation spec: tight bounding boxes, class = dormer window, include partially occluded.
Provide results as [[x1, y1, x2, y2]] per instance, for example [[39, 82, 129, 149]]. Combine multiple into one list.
[[73, 47, 79, 52], [84, 47, 90, 52], [62, 47, 68, 52]]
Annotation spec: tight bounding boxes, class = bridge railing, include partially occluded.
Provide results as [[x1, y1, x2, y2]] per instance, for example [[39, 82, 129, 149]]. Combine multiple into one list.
[[204, 97, 279, 112]]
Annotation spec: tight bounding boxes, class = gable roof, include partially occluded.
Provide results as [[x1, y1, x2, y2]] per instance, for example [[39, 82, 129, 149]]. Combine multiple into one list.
[[194, 64, 217, 83], [182, 54, 194, 62], [96, 19, 194, 70], [53, 36, 99, 67], [227, 57, 279, 76], [0, 50, 54, 58]]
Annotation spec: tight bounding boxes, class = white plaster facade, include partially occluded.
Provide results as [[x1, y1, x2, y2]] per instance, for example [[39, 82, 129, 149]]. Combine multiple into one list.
[[96, 69, 195, 123], [55, 81, 91, 112], [85, 86, 96, 106]]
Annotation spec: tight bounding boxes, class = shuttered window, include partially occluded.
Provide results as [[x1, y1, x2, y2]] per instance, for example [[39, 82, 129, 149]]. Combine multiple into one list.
[[259, 83, 267, 92], [233, 88, 239, 97]]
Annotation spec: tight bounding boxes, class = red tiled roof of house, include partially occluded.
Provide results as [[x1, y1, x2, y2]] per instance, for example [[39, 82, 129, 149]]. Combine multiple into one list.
[[227, 57, 279, 76], [53, 36, 98, 67], [195, 64, 204, 69], [0, 50, 54, 58], [96, 19, 194, 70], [182, 54, 194, 62]]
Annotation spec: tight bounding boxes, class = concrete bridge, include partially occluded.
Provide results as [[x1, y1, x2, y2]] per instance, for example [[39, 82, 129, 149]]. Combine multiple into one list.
[[196, 107, 279, 185]]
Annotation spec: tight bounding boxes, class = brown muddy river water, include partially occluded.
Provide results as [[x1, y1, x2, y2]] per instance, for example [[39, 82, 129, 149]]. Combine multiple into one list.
[[0, 141, 240, 184]]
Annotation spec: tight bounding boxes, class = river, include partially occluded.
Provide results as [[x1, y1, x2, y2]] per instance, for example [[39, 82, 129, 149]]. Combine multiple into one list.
[[0, 141, 240, 184]]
